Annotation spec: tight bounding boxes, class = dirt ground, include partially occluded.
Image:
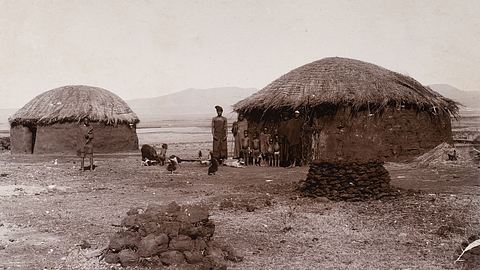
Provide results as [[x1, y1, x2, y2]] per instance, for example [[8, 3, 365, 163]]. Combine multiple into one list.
[[0, 146, 479, 270]]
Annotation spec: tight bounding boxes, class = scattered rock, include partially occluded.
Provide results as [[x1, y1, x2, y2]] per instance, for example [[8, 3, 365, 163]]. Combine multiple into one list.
[[183, 251, 203, 264], [137, 233, 169, 257], [108, 231, 141, 252], [118, 249, 138, 266], [159, 250, 185, 266], [84, 246, 107, 258], [78, 240, 91, 249], [104, 252, 120, 264], [222, 244, 244, 262], [169, 235, 194, 252]]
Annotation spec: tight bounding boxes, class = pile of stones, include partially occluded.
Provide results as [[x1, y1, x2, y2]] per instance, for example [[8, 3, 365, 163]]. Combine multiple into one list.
[[299, 160, 395, 201], [104, 202, 242, 269], [0, 137, 10, 151]]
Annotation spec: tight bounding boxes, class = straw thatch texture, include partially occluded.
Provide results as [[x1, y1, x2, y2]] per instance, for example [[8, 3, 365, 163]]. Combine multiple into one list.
[[234, 57, 458, 115], [9, 85, 139, 126]]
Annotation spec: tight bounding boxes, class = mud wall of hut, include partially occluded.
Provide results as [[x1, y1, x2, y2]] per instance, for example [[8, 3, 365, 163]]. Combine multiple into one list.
[[10, 125, 34, 154], [244, 108, 452, 163], [11, 122, 139, 154], [311, 108, 453, 162]]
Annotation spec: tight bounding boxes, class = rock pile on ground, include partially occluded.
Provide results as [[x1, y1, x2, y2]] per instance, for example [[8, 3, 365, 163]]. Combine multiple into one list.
[[0, 137, 10, 151], [299, 161, 395, 201], [104, 202, 242, 269]]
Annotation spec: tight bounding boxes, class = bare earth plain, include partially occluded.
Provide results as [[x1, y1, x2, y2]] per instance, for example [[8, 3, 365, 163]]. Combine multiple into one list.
[[0, 121, 479, 269]]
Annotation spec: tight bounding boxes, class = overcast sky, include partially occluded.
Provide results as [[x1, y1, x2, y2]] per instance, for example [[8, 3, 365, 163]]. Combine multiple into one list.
[[0, 0, 479, 108]]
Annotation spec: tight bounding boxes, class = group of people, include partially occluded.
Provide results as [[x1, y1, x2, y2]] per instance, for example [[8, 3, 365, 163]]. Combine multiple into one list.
[[211, 105, 304, 167], [77, 105, 305, 172]]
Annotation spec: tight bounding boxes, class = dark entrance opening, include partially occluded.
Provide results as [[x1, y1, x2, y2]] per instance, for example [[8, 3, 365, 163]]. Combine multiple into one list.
[[28, 125, 37, 154]]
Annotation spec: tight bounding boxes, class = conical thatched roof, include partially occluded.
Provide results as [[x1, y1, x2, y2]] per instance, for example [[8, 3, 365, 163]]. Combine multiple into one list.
[[234, 57, 458, 115], [9, 85, 139, 126]]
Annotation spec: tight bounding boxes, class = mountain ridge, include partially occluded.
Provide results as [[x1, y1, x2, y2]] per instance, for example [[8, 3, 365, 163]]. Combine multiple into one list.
[[429, 84, 480, 109], [126, 87, 258, 121]]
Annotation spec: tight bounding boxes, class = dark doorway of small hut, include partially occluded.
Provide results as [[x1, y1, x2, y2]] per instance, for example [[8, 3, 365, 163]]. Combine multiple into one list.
[[28, 125, 37, 154]]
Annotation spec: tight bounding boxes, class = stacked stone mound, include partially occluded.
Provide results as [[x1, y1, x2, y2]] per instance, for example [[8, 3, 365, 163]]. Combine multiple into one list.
[[299, 161, 394, 201], [0, 137, 10, 150], [104, 202, 242, 269]]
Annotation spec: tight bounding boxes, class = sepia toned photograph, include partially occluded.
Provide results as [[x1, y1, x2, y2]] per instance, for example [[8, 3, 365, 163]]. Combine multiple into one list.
[[0, 1, 479, 269]]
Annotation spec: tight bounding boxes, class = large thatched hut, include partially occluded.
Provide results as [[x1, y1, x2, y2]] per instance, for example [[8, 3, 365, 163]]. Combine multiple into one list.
[[9, 85, 139, 154], [234, 57, 458, 163]]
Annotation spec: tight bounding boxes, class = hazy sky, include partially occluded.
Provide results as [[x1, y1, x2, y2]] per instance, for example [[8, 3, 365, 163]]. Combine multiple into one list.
[[0, 0, 479, 108]]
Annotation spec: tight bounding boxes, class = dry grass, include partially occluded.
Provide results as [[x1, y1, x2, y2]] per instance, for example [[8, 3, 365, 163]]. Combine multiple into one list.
[[9, 85, 139, 126], [234, 57, 458, 116]]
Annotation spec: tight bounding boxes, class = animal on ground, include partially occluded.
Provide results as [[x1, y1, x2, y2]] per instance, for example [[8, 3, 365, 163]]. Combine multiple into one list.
[[141, 144, 160, 166], [447, 149, 457, 161], [166, 155, 179, 174], [208, 156, 219, 175]]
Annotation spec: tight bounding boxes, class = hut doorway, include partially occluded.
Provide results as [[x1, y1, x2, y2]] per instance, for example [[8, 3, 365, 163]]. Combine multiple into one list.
[[29, 125, 37, 154]]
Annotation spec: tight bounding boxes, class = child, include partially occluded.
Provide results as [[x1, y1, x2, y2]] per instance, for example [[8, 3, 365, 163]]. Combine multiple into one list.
[[266, 138, 274, 166], [252, 134, 261, 166], [273, 134, 281, 167], [240, 130, 251, 166]]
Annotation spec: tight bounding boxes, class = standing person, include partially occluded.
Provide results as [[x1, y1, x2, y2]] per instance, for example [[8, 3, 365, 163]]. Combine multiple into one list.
[[240, 130, 251, 165], [79, 117, 94, 171], [211, 105, 228, 164], [231, 113, 248, 159], [286, 110, 303, 167], [273, 135, 281, 167], [259, 127, 271, 166], [277, 113, 290, 167], [251, 133, 261, 166]]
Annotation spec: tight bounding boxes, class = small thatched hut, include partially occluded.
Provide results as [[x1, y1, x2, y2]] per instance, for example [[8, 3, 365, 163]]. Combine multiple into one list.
[[234, 57, 458, 163], [9, 85, 139, 154]]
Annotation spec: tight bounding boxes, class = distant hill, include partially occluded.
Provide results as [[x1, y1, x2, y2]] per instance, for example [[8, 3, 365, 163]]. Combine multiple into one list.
[[126, 87, 258, 124], [429, 84, 480, 109], [0, 108, 17, 133]]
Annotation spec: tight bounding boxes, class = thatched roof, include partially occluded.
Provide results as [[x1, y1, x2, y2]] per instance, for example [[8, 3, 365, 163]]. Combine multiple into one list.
[[234, 57, 459, 115], [9, 85, 139, 126]]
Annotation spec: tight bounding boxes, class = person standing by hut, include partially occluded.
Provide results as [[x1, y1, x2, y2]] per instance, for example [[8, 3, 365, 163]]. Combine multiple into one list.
[[232, 113, 248, 159], [259, 127, 271, 166], [286, 110, 303, 167], [211, 105, 228, 164], [277, 113, 290, 167], [79, 117, 94, 171]]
